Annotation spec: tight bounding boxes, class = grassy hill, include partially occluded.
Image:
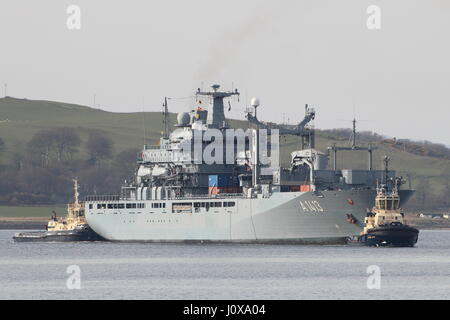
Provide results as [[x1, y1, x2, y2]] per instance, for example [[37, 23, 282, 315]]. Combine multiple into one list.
[[0, 97, 175, 163], [1, 96, 449, 210]]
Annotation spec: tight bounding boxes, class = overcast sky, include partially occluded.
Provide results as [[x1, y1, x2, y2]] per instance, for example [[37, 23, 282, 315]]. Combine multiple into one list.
[[1, 0, 449, 145]]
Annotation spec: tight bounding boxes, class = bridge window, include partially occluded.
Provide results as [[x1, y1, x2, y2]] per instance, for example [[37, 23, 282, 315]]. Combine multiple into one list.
[[224, 202, 235, 207], [393, 200, 399, 210], [386, 200, 393, 210]]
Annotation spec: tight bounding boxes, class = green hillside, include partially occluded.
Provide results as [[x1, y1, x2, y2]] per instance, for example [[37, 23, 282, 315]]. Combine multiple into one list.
[[0, 97, 449, 210], [0, 97, 174, 163]]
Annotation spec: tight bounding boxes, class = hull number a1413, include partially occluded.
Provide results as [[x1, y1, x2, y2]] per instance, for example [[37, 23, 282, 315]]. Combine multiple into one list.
[[300, 200, 324, 212]]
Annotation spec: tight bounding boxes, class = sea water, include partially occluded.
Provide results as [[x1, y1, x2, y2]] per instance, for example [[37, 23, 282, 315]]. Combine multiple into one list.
[[0, 230, 449, 299]]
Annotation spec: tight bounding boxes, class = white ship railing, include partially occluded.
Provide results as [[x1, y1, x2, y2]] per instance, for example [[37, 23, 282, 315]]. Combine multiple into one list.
[[85, 193, 246, 202], [143, 145, 161, 150], [172, 193, 246, 200], [85, 195, 120, 202]]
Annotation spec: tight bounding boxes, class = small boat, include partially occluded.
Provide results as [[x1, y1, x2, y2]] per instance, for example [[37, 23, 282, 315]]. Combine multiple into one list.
[[13, 180, 104, 242], [359, 192, 419, 247], [358, 159, 419, 247]]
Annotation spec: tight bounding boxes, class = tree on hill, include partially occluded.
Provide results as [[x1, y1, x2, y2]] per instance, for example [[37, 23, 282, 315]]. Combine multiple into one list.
[[28, 130, 56, 167], [52, 127, 81, 162], [413, 178, 432, 210], [0, 137, 5, 153], [113, 148, 140, 182], [437, 179, 450, 209], [86, 131, 113, 166], [27, 128, 81, 167]]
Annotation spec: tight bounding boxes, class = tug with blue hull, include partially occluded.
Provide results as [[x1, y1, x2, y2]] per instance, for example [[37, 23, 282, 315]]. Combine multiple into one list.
[[13, 180, 104, 242], [358, 161, 419, 247]]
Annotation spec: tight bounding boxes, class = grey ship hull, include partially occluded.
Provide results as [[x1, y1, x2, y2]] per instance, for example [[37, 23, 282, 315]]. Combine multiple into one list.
[[85, 189, 413, 244]]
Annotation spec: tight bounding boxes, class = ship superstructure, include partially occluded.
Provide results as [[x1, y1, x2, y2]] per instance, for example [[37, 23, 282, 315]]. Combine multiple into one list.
[[85, 85, 413, 243]]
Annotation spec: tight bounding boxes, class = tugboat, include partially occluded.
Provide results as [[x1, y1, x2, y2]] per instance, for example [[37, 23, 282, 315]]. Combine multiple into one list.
[[359, 157, 419, 247], [13, 180, 104, 242]]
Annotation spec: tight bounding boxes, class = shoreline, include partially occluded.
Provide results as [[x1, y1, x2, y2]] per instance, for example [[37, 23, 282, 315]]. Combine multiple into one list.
[[0, 217, 48, 230]]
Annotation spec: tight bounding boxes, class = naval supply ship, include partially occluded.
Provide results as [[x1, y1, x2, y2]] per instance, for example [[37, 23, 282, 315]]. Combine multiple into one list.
[[84, 85, 413, 243]]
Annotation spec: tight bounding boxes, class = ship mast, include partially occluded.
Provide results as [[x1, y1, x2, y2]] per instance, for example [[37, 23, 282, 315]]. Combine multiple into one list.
[[328, 117, 375, 172], [251, 98, 261, 187], [73, 179, 79, 205], [383, 156, 390, 185], [196, 84, 240, 129], [352, 118, 356, 149], [163, 97, 169, 139]]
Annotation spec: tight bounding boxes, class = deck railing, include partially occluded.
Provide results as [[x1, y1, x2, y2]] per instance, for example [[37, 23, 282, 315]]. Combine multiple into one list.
[[85, 193, 247, 202], [84, 195, 120, 202]]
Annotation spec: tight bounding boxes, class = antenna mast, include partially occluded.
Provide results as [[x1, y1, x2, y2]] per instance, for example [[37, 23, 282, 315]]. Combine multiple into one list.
[[163, 97, 169, 139], [383, 156, 390, 185], [73, 179, 79, 205], [352, 118, 356, 149]]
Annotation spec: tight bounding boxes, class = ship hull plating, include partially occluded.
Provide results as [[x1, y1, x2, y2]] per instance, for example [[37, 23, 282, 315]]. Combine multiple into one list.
[[359, 225, 419, 247], [13, 226, 104, 242], [85, 190, 413, 244]]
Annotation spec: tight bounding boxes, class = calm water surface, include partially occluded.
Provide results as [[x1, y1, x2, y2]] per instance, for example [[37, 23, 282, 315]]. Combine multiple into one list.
[[0, 230, 449, 299]]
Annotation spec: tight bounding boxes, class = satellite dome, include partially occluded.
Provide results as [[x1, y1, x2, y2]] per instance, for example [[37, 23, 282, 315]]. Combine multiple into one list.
[[177, 112, 190, 126], [251, 97, 260, 108]]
